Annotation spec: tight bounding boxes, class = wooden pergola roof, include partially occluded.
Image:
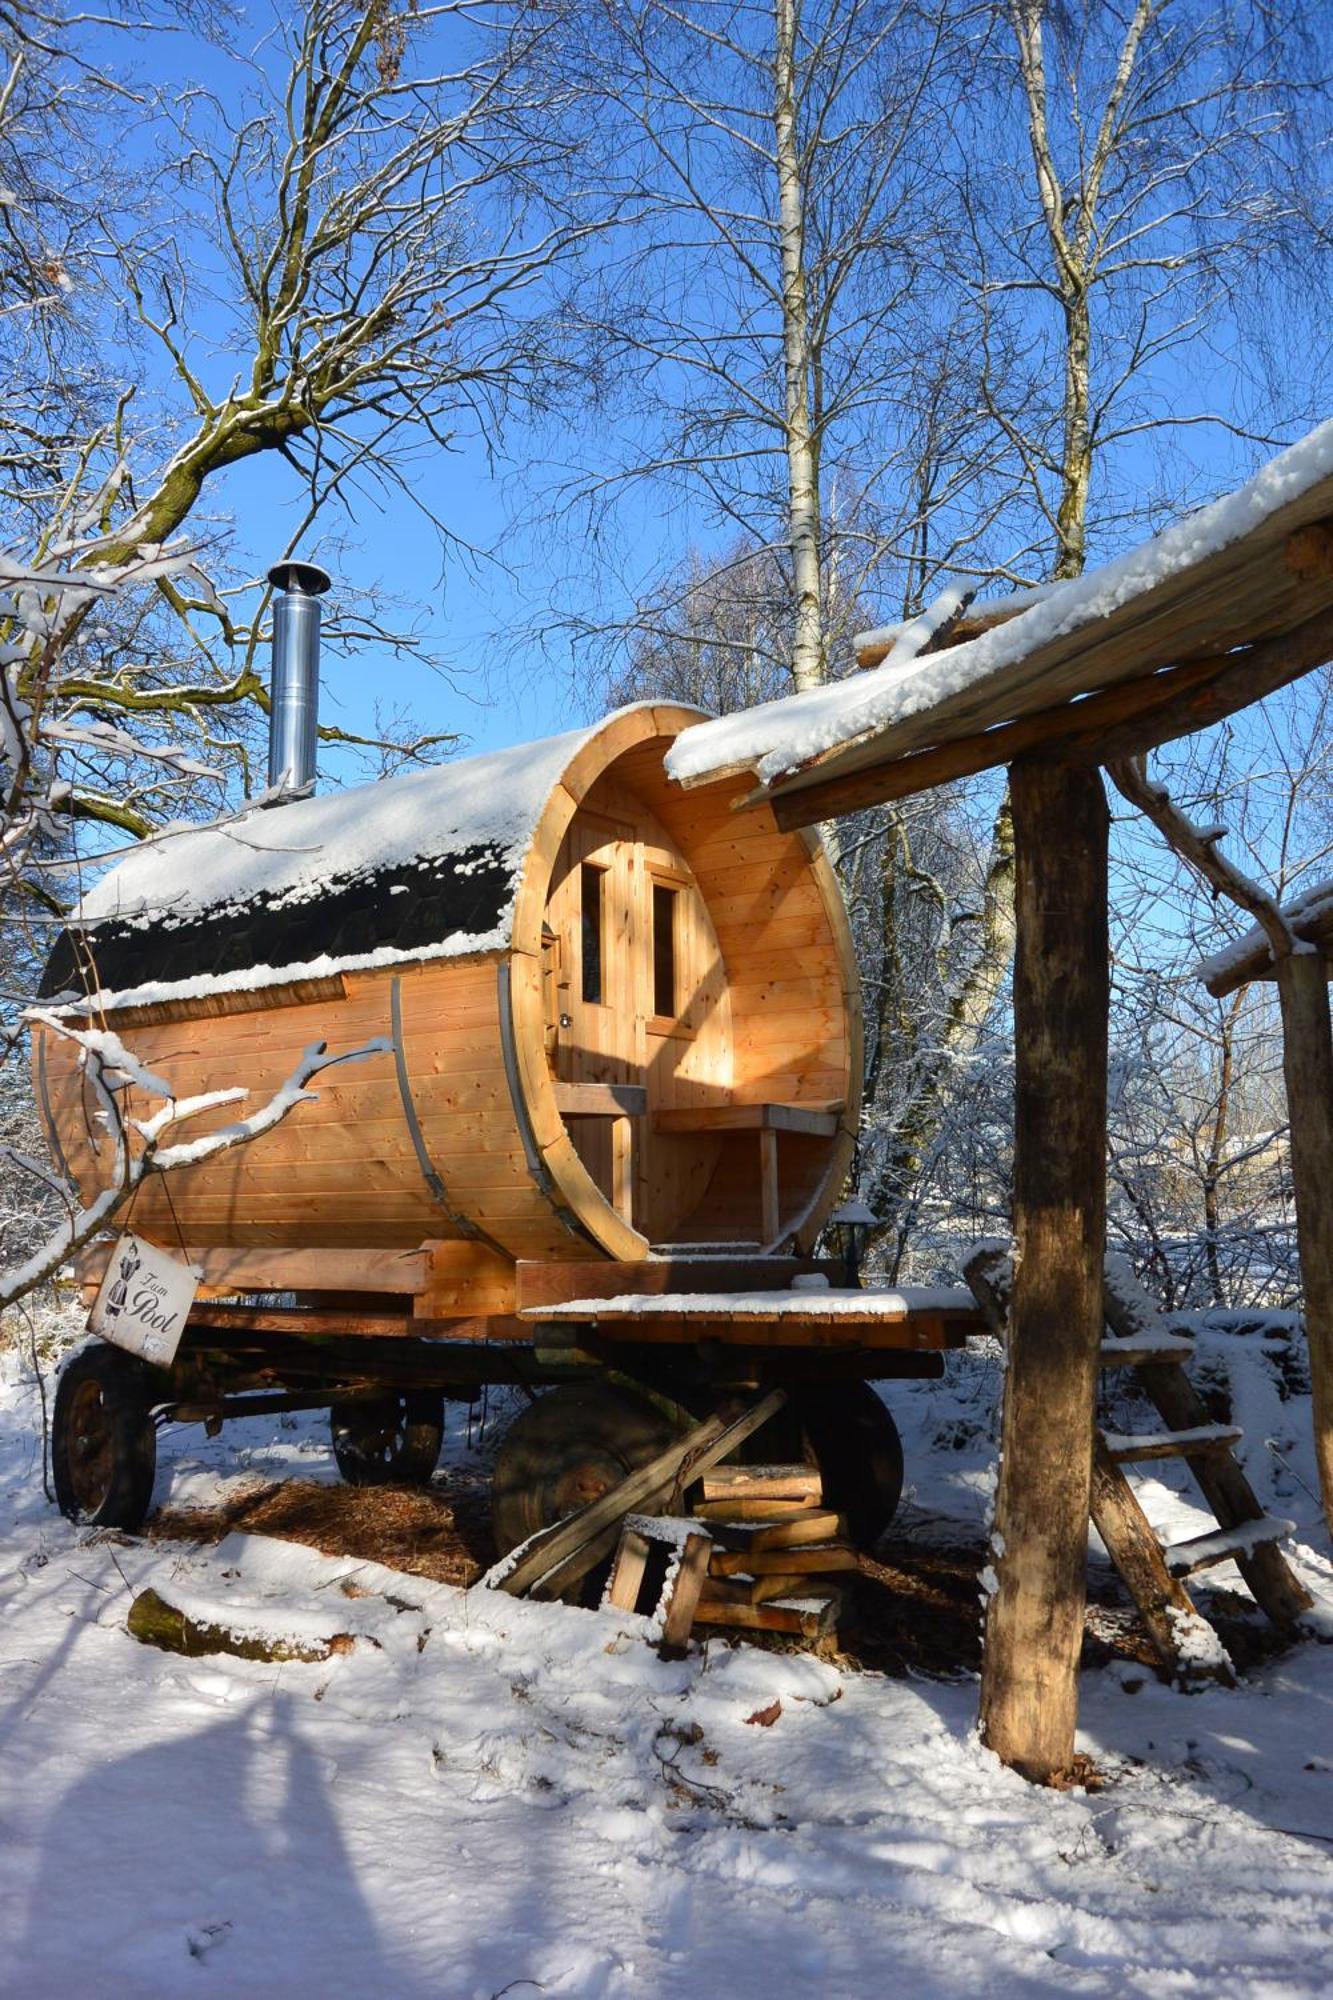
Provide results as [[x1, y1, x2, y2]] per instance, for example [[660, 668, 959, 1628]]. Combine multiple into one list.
[[666, 425, 1333, 830]]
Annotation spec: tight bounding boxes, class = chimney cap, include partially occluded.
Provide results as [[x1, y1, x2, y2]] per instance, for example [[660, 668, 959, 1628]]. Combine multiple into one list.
[[267, 558, 331, 597]]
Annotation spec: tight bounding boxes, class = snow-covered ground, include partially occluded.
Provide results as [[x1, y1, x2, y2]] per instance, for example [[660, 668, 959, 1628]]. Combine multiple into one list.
[[2, 1343, 1333, 1997]]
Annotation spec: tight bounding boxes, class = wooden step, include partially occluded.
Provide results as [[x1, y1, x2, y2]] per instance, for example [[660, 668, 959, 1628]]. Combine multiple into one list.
[[1098, 1337, 1195, 1369], [1102, 1424, 1243, 1464], [1161, 1516, 1296, 1578]]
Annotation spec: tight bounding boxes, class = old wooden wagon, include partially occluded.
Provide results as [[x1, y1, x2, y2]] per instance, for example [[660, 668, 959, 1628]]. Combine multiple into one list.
[[34, 636, 976, 1557]]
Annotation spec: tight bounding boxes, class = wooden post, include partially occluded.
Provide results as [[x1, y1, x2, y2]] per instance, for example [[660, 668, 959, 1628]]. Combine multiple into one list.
[[1273, 949, 1333, 1533], [980, 761, 1109, 1783]]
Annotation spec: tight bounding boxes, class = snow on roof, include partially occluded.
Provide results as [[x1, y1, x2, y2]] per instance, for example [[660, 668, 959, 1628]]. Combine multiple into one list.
[[666, 419, 1333, 793], [41, 711, 646, 1009]]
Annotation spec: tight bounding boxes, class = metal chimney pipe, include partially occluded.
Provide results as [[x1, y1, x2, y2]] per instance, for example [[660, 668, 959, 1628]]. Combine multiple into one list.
[[266, 558, 332, 797]]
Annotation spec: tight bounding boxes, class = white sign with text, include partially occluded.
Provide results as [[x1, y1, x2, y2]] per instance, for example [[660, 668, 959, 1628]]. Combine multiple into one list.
[[89, 1233, 198, 1367]]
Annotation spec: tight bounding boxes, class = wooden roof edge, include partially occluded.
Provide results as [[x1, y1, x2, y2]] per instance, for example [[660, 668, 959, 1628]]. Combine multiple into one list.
[[764, 604, 1333, 832], [1202, 883, 1333, 996]]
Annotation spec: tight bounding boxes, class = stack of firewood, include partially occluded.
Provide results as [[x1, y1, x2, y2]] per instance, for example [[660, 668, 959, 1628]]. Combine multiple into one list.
[[693, 1464, 854, 1640], [602, 1461, 856, 1645]]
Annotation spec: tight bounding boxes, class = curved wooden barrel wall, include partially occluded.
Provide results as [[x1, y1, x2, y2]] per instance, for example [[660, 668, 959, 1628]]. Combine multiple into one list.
[[34, 706, 862, 1271]]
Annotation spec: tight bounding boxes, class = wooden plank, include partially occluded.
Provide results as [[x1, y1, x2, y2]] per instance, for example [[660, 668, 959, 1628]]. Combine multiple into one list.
[[659, 1531, 713, 1649], [515, 1257, 842, 1309], [92, 973, 350, 1030], [552, 1081, 648, 1117], [492, 1388, 786, 1600], [979, 761, 1109, 1786], [654, 1103, 839, 1137], [610, 1115, 633, 1223], [1104, 1425, 1243, 1462], [759, 1127, 780, 1244]]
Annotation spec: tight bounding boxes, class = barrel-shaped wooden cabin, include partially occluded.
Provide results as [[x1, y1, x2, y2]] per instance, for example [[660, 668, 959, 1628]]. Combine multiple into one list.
[[35, 704, 861, 1300]]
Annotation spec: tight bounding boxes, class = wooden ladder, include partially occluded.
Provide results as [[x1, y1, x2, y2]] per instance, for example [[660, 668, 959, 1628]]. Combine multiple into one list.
[[965, 1246, 1314, 1683]]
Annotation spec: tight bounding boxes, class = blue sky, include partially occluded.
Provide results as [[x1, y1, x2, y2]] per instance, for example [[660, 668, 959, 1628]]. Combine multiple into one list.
[[102, 1, 1330, 786]]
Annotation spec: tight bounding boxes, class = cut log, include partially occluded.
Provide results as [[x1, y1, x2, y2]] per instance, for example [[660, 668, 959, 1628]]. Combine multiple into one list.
[[692, 1496, 822, 1524], [127, 1588, 352, 1664], [979, 760, 1109, 1784], [604, 1527, 652, 1613], [709, 1543, 859, 1578], [748, 1510, 846, 1552], [659, 1532, 713, 1651], [698, 1464, 823, 1503], [691, 1593, 838, 1639]]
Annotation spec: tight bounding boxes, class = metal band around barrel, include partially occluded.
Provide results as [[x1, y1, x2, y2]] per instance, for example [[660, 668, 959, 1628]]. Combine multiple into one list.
[[388, 974, 482, 1240]]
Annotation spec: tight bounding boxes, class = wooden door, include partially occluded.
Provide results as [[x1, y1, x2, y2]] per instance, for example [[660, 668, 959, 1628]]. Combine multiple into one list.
[[546, 812, 641, 1206]]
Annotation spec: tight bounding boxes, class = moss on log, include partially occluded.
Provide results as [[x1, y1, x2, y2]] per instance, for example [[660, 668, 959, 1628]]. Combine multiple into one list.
[[127, 1587, 353, 1664]]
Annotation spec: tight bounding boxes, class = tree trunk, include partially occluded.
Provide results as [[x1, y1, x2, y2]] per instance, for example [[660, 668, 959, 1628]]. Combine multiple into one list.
[[1273, 949, 1333, 1533], [980, 759, 1109, 1782], [772, 0, 824, 694]]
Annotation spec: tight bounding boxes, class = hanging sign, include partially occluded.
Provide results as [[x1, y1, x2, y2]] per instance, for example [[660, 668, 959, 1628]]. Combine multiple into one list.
[[89, 1233, 198, 1367]]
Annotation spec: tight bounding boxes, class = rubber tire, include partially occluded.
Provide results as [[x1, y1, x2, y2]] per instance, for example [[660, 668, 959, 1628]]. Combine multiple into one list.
[[330, 1393, 444, 1487], [52, 1343, 158, 1530], [490, 1383, 678, 1564], [797, 1382, 904, 1552]]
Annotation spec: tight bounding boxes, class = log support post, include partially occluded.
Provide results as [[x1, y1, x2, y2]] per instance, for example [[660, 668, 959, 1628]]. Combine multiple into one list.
[[1273, 949, 1333, 1533], [980, 760, 1109, 1782]]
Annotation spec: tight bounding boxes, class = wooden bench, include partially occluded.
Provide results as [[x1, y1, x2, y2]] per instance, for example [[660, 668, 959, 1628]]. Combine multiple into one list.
[[552, 1081, 648, 1222], [653, 1101, 843, 1242]]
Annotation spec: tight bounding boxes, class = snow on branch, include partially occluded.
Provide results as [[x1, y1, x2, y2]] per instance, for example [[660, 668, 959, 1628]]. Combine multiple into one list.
[[0, 1025, 391, 1312]]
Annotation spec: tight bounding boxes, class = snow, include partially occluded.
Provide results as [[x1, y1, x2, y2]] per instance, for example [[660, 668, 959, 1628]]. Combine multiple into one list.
[[528, 1286, 979, 1320], [1161, 1517, 1295, 1573], [667, 419, 1333, 791], [1200, 875, 1333, 989], [2, 1336, 1333, 1994], [53, 706, 674, 1010]]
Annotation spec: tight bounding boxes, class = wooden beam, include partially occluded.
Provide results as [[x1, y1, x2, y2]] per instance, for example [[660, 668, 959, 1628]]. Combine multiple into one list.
[[654, 1102, 840, 1137], [552, 1081, 648, 1118], [768, 607, 1333, 829], [515, 1256, 840, 1310], [980, 761, 1109, 1784], [1274, 951, 1333, 1531], [768, 655, 1226, 827]]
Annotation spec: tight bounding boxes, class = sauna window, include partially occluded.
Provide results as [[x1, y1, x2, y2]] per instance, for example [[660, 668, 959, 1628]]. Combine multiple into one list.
[[652, 881, 679, 1019], [580, 863, 605, 1004]]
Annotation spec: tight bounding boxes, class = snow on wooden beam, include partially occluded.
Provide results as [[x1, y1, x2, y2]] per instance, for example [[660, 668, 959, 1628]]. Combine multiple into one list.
[[766, 604, 1333, 831]]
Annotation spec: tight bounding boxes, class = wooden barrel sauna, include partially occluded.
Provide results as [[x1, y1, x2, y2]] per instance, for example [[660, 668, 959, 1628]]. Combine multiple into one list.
[[33, 704, 862, 1295]]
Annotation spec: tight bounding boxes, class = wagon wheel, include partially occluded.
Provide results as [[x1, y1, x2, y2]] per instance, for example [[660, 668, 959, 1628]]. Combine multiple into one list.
[[52, 1343, 159, 1530], [490, 1383, 679, 1599], [330, 1393, 444, 1487], [795, 1382, 904, 1552]]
